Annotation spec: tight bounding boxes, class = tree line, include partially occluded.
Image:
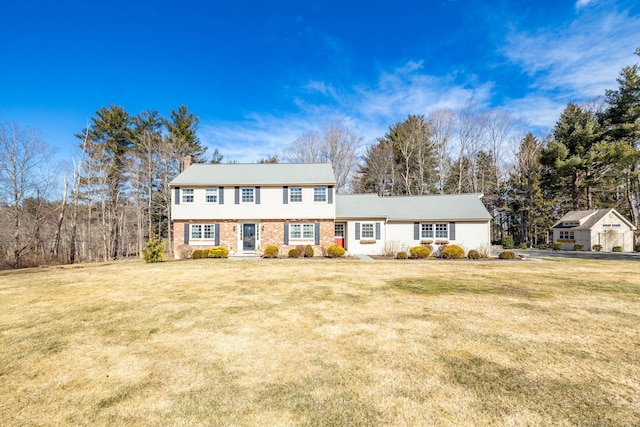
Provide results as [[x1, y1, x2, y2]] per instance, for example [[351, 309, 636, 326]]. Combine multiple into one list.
[[1, 50, 638, 267]]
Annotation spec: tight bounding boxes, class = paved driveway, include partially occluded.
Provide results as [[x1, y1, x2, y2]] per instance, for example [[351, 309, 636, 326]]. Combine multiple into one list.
[[506, 248, 640, 262]]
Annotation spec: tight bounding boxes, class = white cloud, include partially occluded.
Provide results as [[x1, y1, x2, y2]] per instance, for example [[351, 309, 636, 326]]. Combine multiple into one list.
[[575, 0, 597, 9]]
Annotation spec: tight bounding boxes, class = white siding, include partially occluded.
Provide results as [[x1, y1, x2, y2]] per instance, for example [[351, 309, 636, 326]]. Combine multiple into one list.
[[172, 186, 335, 220], [344, 220, 386, 255]]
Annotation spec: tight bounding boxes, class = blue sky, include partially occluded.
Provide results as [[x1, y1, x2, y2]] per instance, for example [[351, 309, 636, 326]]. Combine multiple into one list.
[[1, 0, 638, 164]]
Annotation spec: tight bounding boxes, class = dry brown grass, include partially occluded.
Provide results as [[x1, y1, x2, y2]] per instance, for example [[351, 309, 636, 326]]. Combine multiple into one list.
[[1, 258, 639, 426]]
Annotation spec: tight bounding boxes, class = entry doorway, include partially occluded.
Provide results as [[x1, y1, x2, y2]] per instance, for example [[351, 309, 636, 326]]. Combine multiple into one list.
[[242, 223, 256, 251], [335, 223, 346, 248]]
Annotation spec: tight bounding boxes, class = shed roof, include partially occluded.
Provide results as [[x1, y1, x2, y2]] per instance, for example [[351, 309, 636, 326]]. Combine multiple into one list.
[[169, 163, 336, 186], [336, 193, 492, 221]]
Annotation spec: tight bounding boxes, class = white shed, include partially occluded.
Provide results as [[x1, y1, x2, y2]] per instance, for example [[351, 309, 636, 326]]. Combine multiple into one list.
[[551, 209, 637, 252]]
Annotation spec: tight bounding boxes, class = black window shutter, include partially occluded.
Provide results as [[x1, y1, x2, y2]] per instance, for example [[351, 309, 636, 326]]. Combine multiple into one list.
[[449, 222, 456, 240], [234, 187, 239, 204], [355, 223, 360, 240], [284, 222, 289, 245], [219, 187, 224, 204], [215, 224, 220, 246], [255, 187, 261, 204], [375, 222, 381, 240], [283, 186, 288, 204], [328, 186, 334, 204], [314, 222, 320, 245], [183, 224, 189, 244], [414, 222, 420, 240], [175, 187, 180, 205]]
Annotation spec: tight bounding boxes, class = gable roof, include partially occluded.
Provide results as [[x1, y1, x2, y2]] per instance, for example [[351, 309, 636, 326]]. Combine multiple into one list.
[[552, 208, 637, 230], [169, 163, 336, 186], [336, 193, 492, 221]]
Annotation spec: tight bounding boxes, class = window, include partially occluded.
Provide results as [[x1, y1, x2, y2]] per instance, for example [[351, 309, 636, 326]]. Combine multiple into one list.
[[361, 223, 374, 239], [241, 187, 254, 203], [334, 223, 344, 238], [559, 231, 574, 240], [205, 188, 218, 203], [435, 223, 448, 239], [421, 223, 433, 239], [314, 187, 327, 202], [182, 188, 194, 203], [191, 224, 215, 240], [289, 223, 315, 241], [290, 187, 302, 203]]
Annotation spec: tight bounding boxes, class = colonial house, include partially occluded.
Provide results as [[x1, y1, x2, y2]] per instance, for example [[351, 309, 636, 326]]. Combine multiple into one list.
[[170, 162, 492, 257], [551, 209, 637, 252]]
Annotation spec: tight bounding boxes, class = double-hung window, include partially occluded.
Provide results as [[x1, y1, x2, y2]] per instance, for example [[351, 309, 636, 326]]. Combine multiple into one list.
[[314, 187, 327, 202], [361, 223, 375, 239], [289, 223, 315, 241], [182, 188, 194, 203], [241, 188, 254, 203], [191, 224, 202, 239], [190, 224, 215, 241], [290, 187, 302, 203], [559, 231, 574, 240], [203, 224, 215, 239], [421, 223, 434, 239], [205, 188, 218, 203], [435, 223, 448, 239]]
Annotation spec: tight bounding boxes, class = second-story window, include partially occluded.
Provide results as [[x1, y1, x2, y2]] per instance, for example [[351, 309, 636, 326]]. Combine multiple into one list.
[[205, 188, 218, 203], [241, 187, 254, 203], [289, 187, 302, 203], [182, 188, 194, 203], [314, 187, 327, 202]]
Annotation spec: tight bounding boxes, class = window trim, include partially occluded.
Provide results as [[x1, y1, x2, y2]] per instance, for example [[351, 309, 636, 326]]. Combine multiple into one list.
[[205, 188, 218, 204], [420, 223, 434, 239], [182, 188, 194, 204], [559, 231, 575, 240], [190, 224, 216, 241], [289, 187, 303, 203], [334, 223, 345, 238], [289, 222, 316, 241], [361, 222, 375, 240], [435, 223, 448, 239], [314, 187, 327, 203]]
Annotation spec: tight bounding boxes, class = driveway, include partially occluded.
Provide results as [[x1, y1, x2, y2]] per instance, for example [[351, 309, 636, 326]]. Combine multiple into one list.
[[506, 248, 640, 262]]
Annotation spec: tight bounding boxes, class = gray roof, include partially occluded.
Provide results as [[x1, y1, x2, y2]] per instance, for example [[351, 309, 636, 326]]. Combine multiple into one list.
[[170, 163, 336, 186], [336, 193, 492, 221], [552, 208, 637, 230]]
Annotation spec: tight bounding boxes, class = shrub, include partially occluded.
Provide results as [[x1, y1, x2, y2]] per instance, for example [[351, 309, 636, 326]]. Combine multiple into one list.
[[551, 243, 563, 251], [467, 249, 480, 260], [326, 245, 345, 258], [409, 246, 431, 259], [142, 236, 165, 263], [634, 242, 640, 252], [304, 245, 314, 258], [396, 251, 408, 259], [442, 245, 465, 259], [519, 243, 527, 249], [192, 249, 203, 259], [288, 249, 301, 258], [502, 235, 514, 249], [384, 240, 401, 257], [612, 246, 623, 252], [499, 251, 515, 260], [176, 244, 192, 259], [592, 244, 602, 252], [208, 246, 229, 258], [477, 244, 491, 258], [573, 244, 584, 252], [537, 243, 548, 250], [263, 245, 279, 258]]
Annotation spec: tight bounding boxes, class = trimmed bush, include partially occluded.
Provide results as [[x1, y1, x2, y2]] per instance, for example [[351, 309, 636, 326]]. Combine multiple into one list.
[[592, 244, 602, 252], [142, 236, 165, 263], [304, 245, 314, 258], [326, 245, 345, 258], [467, 249, 480, 260], [551, 243, 563, 251], [442, 245, 465, 259], [263, 245, 279, 258], [208, 246, 229, 258], [192, 249, 203, 259], [573, 244, 584, 252], [502, 236, 514, 249], [612, 246, 623, 252], [499, 251, 516, 260], [397, 251, 408, 259], [519, 243, 527, 249], [634, 242, 640, 252], [409, 246, 431, 259], [537, 243, 548, 250], [288, 249, 301, 258]]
